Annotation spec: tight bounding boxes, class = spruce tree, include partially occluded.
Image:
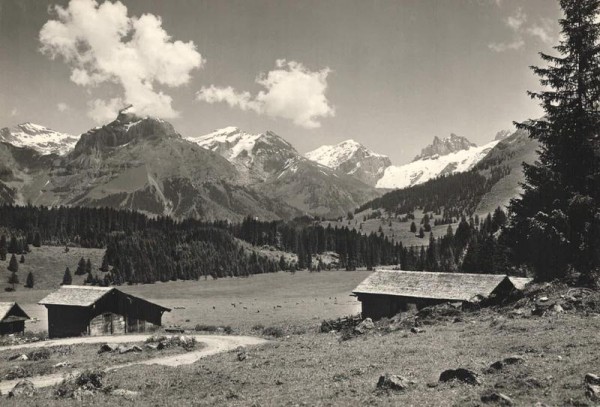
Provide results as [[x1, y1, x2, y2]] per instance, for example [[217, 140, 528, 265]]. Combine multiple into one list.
[[25, 272, 34, 288], [506, 0, 600, 281], [62, 267, 72, 285], [8, 271, 18, 290], [7, 254, 18, 273], [20, 254, 25, 264], [75, 257, 86, 275]]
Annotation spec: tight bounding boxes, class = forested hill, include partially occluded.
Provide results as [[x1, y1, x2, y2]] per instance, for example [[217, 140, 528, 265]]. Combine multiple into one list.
[[0, 205, 401, 285], [356, 128, 538, 219]]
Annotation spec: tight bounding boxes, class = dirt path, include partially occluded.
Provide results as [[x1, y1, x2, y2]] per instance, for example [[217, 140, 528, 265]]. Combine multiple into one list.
[[0, 334, 267, 394]]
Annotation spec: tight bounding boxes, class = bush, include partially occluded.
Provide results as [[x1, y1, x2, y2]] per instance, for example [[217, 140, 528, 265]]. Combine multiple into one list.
[[194, 324, 219, 332], [262, 326, 284, 338], [27, 348, 51, 361], [252, 324, 265, 332]]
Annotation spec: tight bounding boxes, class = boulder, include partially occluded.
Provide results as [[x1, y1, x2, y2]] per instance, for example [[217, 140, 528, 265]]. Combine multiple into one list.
[[53, 361, 71, 368], [488, 355, 525, 371], [8, 354, 28, 361], [585, 373, 600, 385], [481, 390, 513, 405], [354, 318, 375, 334], [376, 374, 415, 391], [118, 345, 143, 354], [236, 347, 247, 361], [8, 379, 35, 398], [439, 368, 482, 385], [586, 373, 600, 401], [410, 327, 425, 334], [98, 343, 118, 354]]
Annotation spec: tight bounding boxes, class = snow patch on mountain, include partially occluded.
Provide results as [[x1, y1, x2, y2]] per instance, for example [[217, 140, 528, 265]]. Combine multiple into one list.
[[0, 122, 79, 155], [377, 140, 500, 189]]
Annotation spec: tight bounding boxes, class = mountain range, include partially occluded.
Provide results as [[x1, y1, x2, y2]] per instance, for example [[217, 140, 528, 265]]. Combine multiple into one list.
[[0, 111, 536, 220]]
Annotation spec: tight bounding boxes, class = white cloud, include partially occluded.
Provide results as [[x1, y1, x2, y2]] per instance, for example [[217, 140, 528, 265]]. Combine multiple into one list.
[[87, 97, 123, 123], [506, 8, 527, 31], [489, 8, 557, 53], [39, 0, 204, 123], [197, 60, 334, 129], [488, 38, 525, 52], [57, 102, 70, 112], [526, 19, 555, 44]]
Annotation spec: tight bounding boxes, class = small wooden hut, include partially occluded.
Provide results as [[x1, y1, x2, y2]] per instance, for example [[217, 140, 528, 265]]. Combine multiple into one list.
[[39, 286, 170, 339], [353, 270, 531, 320], [0, 302, 30, 335]]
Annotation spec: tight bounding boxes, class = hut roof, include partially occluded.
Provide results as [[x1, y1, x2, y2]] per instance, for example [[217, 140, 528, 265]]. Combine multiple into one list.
[[39, 286, 114, 307], [353, 270, 508, 302], [39, 286, 171, 311], [507, 277, 532, 291], [0, 302, 30, 322]]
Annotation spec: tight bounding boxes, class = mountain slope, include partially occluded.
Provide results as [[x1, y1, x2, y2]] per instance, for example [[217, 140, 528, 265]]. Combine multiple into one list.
[[377, 139, 499, 189], [0, 123, 78, 155], [356, 128, 539, 218], [413, 133, 476, 161], [2, 113, 301, 221], [189, 127, 381, 218], [186, 127, 298, 184], [305, 139, 391, 186]]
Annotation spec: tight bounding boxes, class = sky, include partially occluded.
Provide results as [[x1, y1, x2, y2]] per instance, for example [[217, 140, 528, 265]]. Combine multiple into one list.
[[0, 0, 561, 165]]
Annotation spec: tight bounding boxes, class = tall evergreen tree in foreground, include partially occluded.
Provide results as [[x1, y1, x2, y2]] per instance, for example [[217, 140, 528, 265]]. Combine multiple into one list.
[[506, 0, 600, 282]]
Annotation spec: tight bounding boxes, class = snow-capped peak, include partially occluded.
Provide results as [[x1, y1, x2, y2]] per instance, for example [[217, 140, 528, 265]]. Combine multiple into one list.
[[0, 122, 79, 155], [186, 126, 299, 184], [413, 133, 476, 162], [305, 139, 391, 186]]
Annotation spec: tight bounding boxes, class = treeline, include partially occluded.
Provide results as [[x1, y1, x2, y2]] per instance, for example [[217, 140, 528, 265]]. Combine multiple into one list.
[[356, 167, 510, 219], [401, 207, 513, 275], [232, 217, 402, 270]]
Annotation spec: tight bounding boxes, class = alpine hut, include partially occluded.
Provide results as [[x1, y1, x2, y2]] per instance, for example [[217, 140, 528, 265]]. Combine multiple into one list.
[[0, 302, 30, 335], [353, 270, 532, 320], [39, 286, 170, 338]]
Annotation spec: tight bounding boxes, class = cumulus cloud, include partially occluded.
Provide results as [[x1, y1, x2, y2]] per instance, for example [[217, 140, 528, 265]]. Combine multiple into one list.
[[197, 59, 335, 129], [39, 0, 204, 122], [87, 98, 124, 123]]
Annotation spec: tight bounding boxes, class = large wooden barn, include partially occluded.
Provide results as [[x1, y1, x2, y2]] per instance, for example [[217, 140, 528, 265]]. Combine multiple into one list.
[[39, 286, 170, 338], [353, 270, 531, 320], [0, 302, 30, 335]]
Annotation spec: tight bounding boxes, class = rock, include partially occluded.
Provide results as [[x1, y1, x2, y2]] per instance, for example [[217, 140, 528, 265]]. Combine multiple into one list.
[[481, 391, 513, 405], [5, 366, 29, 380], [8, 379, 35, 398], [585, 373, 600, 385], [586, 374, 600, 401], [354, 318, 375, 334], [488, 355, 525, 372], [376, 374, 415, 391], [8, 354, 28, 361], [111, 389, 139, 400], [145, 344, 159, 350], [539, 296, 549, 302], [53, 361, 70, 368], [411, 327, 425, 334], [237, 347, 247, 361], [439, 368, 482, 385], [586, 383, 600, 401], [98, 343, 118, 354], [73, 388, 96, 400], [118, 345, 143, 354]]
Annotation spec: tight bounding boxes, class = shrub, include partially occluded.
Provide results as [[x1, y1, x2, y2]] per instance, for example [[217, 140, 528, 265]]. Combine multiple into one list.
[[194, 324, 219, 332], [27, 348, 51, 361], [262, 326, 284, 338], [252, 324, 265, 332]]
